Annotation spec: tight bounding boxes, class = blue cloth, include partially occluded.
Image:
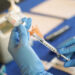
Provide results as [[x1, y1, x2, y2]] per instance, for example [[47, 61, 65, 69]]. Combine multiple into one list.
[[5, 16, 75, 75], [18, 0, 46, 12]]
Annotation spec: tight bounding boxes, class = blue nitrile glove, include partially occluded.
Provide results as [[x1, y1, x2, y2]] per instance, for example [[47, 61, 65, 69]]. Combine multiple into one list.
[[8, 18, 53, 75], [0, 65, 6, 75], [58, 37, 75, 67]]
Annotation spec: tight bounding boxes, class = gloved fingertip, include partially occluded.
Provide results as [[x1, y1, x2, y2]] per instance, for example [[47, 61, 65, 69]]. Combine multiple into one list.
[[64, 61, 72, 67], [22, 17, 27, 23], [28, 18, 32, 22], [25, 18, 32, 30]]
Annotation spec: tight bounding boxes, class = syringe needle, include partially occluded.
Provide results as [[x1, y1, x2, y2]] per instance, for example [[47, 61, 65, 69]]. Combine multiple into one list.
[[60, 55, 70, 61], [33, 34, 70, 61]]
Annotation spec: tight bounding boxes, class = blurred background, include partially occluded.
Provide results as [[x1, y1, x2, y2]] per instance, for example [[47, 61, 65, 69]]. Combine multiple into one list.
[[0, 0, 75, 35]]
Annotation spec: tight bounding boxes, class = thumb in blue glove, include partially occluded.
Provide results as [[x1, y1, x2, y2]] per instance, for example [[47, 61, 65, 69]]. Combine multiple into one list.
[[8, 18, 53, 75], [58, 37, 75, 67]]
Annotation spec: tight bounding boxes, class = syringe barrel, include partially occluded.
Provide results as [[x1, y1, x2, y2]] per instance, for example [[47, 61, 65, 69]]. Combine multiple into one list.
[[33, 34, 70, 61]]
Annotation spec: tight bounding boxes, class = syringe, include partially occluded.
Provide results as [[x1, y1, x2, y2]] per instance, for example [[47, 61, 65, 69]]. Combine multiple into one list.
[[32, 33, 70, 61], [6, 13, 70, 61]]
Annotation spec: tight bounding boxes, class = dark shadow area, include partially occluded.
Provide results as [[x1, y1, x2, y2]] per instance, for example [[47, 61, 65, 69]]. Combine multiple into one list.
[[0, 0, 24, 13], [0, 0, 10, 13]]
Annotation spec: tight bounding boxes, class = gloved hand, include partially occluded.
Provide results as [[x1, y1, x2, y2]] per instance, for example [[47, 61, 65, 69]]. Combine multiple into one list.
[[0, 65, 6, 75], [58, 37, 75, 67], [8, 18, 53, 75]]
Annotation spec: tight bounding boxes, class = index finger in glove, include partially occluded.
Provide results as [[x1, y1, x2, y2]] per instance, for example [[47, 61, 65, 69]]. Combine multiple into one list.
[[64, 59, 75, 67], [26, 18, 32, 30], [17, 24, 28, 45], [58, 45, 75, 54], [58, 37, 75, 48]]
